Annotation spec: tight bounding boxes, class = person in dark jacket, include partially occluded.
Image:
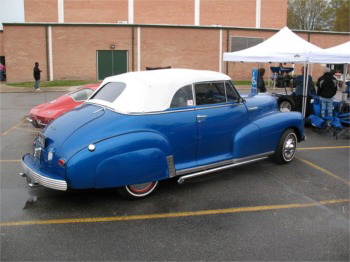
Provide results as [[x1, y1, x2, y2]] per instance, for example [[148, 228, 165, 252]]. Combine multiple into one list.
[[33, 62, 42, 91], [257, 68, 266, 93], [316, 67, 337, 119]]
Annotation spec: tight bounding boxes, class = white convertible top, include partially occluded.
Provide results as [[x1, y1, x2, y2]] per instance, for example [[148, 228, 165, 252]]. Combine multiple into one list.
[[88, 69, 231, 114]]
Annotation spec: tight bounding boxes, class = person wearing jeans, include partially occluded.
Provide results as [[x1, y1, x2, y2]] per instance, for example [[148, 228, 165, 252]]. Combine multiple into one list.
[[316, 67, 337, 122], [320, 97, 333, 118], [33, 62, 42, 91]]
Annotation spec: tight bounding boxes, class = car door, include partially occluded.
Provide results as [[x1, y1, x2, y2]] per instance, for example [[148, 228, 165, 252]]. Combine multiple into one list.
[[194, 81, 248, 166], [167, 85, 198, 171]]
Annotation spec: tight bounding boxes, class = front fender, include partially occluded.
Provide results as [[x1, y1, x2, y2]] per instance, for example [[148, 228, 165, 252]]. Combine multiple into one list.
[[233, 111, 304, 158], [66, 131, 172, 189], [253, 111, 304, 152]]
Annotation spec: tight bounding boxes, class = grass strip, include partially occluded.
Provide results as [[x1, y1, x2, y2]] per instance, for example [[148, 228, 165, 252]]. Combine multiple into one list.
[[7, 80, 100, 88]]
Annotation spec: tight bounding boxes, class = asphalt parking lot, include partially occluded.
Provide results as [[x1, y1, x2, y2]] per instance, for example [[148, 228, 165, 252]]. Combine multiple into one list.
[[1, 91, 349, 261]]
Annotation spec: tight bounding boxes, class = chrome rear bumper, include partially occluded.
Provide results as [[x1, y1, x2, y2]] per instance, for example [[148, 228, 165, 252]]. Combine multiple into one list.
[[21, 156, 67, 191]]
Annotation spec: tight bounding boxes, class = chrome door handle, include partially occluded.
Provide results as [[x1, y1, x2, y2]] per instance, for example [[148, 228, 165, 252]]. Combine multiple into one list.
[[197, 115, 208, 122]]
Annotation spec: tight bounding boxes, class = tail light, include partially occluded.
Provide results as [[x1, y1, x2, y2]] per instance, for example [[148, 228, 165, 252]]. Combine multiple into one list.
[[58, 159, 66, 167]]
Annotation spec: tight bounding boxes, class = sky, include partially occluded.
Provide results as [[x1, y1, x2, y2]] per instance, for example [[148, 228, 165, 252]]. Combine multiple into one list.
[[0, 0, 25, 30]]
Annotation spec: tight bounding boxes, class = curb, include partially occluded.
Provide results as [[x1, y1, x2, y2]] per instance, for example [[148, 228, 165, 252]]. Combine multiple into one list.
[[0, 85, 80, 93], [0, 90, 70, 93]]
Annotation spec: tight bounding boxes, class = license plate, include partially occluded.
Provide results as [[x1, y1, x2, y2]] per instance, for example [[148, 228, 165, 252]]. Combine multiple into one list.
[[37, 133, 46, 148]]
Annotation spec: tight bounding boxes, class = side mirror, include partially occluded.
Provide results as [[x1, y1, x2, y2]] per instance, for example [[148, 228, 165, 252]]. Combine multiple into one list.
[[239, 97, 245, 104]]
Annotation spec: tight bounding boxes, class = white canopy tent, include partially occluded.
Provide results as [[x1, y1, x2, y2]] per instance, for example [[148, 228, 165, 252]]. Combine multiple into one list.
[[223, 27, 350, 116], [308, 41, 350, 64], [310, 41, 350, 100], [308, 41, 350, 101], [223, 27, 323, 63]]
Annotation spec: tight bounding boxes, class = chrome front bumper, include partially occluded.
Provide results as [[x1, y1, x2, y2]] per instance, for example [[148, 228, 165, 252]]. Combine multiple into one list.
[[21, 155, 67, 191], [26, 117, 47, 128]]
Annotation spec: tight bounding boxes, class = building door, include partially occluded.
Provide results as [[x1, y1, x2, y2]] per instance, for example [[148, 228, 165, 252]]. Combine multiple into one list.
[[97, 50, 128, 80]]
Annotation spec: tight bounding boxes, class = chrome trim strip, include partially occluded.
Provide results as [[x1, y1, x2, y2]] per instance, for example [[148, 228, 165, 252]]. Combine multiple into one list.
[[166, 155, 176, 178], [21, 158, 67, 191], [86, 102, 241, 116], [177, 156, 269, 184], [176, 151, 274, 176], [194, 103, 239, 111], [149, 108, 196, 114], [93, 107, 105, 114], [138, 103, 240, 115], [85, 103, 197, 115]]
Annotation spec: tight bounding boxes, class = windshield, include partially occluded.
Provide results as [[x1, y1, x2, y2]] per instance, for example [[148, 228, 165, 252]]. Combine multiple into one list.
[[69, 88, 95, 101], [90, 82, 126, 103]]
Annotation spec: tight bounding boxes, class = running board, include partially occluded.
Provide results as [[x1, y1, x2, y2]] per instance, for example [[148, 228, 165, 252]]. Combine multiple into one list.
[[177, 156, 268, 184]]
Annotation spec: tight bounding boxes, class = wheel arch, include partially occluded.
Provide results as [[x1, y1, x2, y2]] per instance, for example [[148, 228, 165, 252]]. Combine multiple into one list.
[[277, 96, 296, 111], [289, 126, 304, 142]]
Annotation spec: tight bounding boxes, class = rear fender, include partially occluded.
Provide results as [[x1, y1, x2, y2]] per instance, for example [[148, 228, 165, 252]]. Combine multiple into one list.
[[66, 131, 172, 189]]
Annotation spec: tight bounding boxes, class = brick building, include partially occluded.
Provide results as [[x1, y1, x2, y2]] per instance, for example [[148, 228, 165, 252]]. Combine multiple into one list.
[[0, 0, 349, 82], [20, 0, 287, 28]]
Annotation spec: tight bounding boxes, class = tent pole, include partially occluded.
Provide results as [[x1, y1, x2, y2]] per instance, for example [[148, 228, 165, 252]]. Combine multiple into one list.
[[305, 62, 311, 117], [273, 62, 277, 92], [302, 62, 307, 117], [342, 63, 348, 101], [268, 63, 271, 89]]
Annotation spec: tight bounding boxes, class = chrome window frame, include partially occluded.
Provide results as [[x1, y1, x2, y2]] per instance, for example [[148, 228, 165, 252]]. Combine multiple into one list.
[[169, 84, 195, 109], [224, 80, 241, 103], [193, 81, 227, 107]]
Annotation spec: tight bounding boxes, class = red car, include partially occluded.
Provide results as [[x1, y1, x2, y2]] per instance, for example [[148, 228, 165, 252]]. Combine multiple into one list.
[[28, 84, 99, 128]]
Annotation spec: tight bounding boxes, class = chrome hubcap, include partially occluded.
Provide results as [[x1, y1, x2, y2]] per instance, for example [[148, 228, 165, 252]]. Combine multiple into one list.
[[280, 101, 292, 112], [129, 182, 153, 192], [283, 134, 296, 160], [127, 181, 158, 196]]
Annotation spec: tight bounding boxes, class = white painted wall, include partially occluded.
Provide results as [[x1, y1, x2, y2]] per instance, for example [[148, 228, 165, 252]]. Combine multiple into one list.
[[256, 0, 261, 28], [194, 0, 200, 25], [58, 0, 64, 23], [128, 0, 134, 23]]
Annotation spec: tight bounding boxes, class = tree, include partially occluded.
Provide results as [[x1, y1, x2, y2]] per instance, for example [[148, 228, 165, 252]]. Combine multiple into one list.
[[287, 0, 334, 31], [333, 0, 350, 32]]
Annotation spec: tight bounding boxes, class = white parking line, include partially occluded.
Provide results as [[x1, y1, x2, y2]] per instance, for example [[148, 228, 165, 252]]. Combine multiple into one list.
[[1, 120, 24, 135]]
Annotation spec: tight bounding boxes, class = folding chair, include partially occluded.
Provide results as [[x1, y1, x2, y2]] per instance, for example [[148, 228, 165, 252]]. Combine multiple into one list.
[[333, 112, 350, 139], [308, 114, 326, 134], [308, 98, 337, 137]]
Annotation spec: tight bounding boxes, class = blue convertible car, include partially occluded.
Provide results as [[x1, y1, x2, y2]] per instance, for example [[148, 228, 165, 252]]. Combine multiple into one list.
[[21, 69, 305, 198]]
